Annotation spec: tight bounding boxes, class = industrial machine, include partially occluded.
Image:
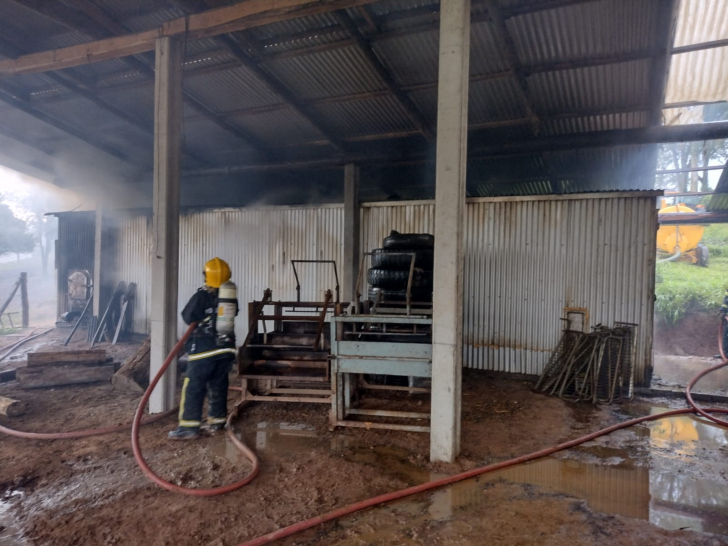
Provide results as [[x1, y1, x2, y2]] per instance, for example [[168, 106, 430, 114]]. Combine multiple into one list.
[[657, 201, 709, 266], [329, 235, 435, 433], [237, 260, 347, 404]]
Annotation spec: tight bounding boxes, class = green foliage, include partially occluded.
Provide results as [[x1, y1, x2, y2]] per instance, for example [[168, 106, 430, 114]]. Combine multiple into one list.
[[655, 256, 728, 324], [701, 224, 728, 257]]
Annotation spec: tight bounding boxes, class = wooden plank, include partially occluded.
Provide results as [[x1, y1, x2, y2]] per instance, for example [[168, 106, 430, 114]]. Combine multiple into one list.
[[0, 0, 380, 76], [0, 368, 16, 383], [27, 350, 107, 367], [16, 364, 115, 389], [0, 395, 27, 417]]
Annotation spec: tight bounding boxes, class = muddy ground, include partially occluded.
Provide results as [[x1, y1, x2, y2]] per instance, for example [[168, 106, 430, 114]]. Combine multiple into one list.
[[654, 311, 718, 358], [0, 364, 726, 545]]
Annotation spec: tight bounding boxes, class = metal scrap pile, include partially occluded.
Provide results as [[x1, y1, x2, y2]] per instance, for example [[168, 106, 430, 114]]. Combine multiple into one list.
[[535, 322, 638, 404]]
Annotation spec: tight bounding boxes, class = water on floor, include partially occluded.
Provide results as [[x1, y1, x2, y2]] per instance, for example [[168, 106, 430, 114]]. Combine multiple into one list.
[[223, 403, 728, 542]]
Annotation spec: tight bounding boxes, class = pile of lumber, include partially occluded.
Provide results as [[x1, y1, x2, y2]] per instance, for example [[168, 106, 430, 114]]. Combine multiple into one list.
[[16, 349, 114, 390]]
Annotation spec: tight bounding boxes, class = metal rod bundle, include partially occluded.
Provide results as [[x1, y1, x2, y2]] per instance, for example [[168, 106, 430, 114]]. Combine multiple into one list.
[[536, 322, 638, 404]]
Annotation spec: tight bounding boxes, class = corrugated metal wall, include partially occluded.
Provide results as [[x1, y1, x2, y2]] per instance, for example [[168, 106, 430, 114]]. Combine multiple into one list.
[[110, 213, 152, 334], [362, 193, 657, 384], [111, 206, 344, 342], [107, 193, 656, 385]]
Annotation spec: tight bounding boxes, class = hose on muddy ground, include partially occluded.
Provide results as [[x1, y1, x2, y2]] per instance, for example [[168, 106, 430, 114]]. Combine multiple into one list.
[[237, 327, 728, 546], [0, 323, 260, 497], [131, 322, 260, 496]]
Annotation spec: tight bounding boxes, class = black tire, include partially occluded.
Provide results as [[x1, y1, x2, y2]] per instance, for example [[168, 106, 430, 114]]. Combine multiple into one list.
[[382, 231, 434, 250], [368, 286, 433, 303], [371, 248, 434, 270], [367, 267, 433, 289]]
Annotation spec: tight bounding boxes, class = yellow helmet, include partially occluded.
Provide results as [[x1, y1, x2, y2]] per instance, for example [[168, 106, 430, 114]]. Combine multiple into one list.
[[204, 258, 231, 288]]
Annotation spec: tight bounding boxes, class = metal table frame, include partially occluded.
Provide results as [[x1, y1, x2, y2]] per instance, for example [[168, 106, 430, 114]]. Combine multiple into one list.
[[329, 314, 433, 433]]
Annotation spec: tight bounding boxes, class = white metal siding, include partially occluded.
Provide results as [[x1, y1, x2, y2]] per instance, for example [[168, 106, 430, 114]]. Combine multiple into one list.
[[110, 214, 152, 334], [109, 194, 656, 385]]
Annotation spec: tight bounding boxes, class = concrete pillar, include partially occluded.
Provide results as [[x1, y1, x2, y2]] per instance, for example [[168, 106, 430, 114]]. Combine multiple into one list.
[[92, 206, 103, 318], [430, 0, 470, 463], [149, 36, 183, 413], [343, 164, 360, 302]]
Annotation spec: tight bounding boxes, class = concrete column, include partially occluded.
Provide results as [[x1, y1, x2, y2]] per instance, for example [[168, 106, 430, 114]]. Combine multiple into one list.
[[343, 164, 360, 302], [149, 36, 183, 413], [92, 206, 103, 318], [430, 0, 470, 463]]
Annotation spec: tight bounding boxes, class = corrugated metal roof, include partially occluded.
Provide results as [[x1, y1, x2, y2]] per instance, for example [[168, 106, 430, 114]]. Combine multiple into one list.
[[665, 48, 728, 105], [674, 0, 728, 47], [183, 64, 280, 112], [373, 30, 440, 87], [542, 111, 649, 135], [265, 45, 387, 101], [183, 117, 257, 156], [507, 0, 660, 65], [665, 0, 728, 105], [309, 94, 418, 137], [528, 59, 652, 112], [231, 107, 325, 146], [471, 20, 512, 75], [469, 77, 531, 122]]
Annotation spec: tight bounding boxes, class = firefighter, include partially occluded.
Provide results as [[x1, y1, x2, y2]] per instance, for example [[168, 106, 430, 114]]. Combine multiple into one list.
[[168, 257, 238, 440]]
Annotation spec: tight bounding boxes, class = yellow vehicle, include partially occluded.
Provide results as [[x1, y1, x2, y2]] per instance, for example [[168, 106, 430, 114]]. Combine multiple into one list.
[[656, 201, 708, 266]]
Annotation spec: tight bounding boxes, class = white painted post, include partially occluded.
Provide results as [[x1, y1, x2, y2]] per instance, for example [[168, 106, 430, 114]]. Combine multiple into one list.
[[343, 164, 360, 303], [431, 0, 470, 462], [149, 36, 183, 413]]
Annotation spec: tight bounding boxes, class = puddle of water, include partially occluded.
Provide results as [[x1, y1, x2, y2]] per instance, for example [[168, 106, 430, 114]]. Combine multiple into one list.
[[249, 411, 728, 539]]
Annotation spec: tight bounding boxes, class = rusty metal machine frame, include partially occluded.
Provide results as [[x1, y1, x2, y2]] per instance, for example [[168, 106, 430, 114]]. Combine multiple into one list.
[[329, 314, 433, 433], [238, 260, 346, 405]]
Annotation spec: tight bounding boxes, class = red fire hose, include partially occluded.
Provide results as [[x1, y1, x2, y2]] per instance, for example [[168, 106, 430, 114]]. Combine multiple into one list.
[[131, 323, 259, 496], [237, 325, 728, 546]]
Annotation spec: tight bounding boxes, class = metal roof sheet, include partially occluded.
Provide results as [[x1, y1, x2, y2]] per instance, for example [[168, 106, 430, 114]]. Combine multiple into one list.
[[308, 94, 418, 137], [665, 0, 728, 105], [231, 107, 325, 146], [183, 117, 257, 156], [373, 30, 440, 87], [542, 110, 649, 135], [528, 59, 652, 112], [506, 0, 661, 65], [183, 64, 280, 112], [265, 45, 387, 101]]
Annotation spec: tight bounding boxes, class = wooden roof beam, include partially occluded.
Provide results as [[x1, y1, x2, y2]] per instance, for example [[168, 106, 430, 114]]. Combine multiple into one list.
[[0, 0, 383, 76]]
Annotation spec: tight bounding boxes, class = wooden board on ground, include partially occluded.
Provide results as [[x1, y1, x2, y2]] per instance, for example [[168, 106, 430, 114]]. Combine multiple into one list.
[[112, 338, 150, 393], [0, 395, 27, 417], [27, 350, 107, 367], [16, 364, 114, 389], [0, 369, 16, 383]]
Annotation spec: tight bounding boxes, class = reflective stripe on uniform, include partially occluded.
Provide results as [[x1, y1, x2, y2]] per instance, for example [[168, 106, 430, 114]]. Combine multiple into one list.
[[188, 348, 237, 361], [179, 420, 201, 428], [178, 377, 190, 422], [207, 417, 227, 425]]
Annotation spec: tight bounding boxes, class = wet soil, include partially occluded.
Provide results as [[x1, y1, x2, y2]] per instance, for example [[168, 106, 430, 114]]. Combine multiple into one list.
[[654, 312, 719, 357], [0, 369, 726, 545]]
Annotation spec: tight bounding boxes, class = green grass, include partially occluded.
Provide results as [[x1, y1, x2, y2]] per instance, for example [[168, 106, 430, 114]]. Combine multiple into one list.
[[701, 224, 728, 257], [655, 253, 728, 324]]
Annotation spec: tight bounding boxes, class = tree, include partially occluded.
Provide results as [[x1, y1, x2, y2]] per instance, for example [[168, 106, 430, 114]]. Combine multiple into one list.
[[0, 197, 35, 258], [657, 103, 728, 193]]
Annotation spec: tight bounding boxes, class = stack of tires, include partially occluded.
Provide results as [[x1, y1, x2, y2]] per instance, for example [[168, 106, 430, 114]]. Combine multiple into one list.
[[368, 231, 434, 303]]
